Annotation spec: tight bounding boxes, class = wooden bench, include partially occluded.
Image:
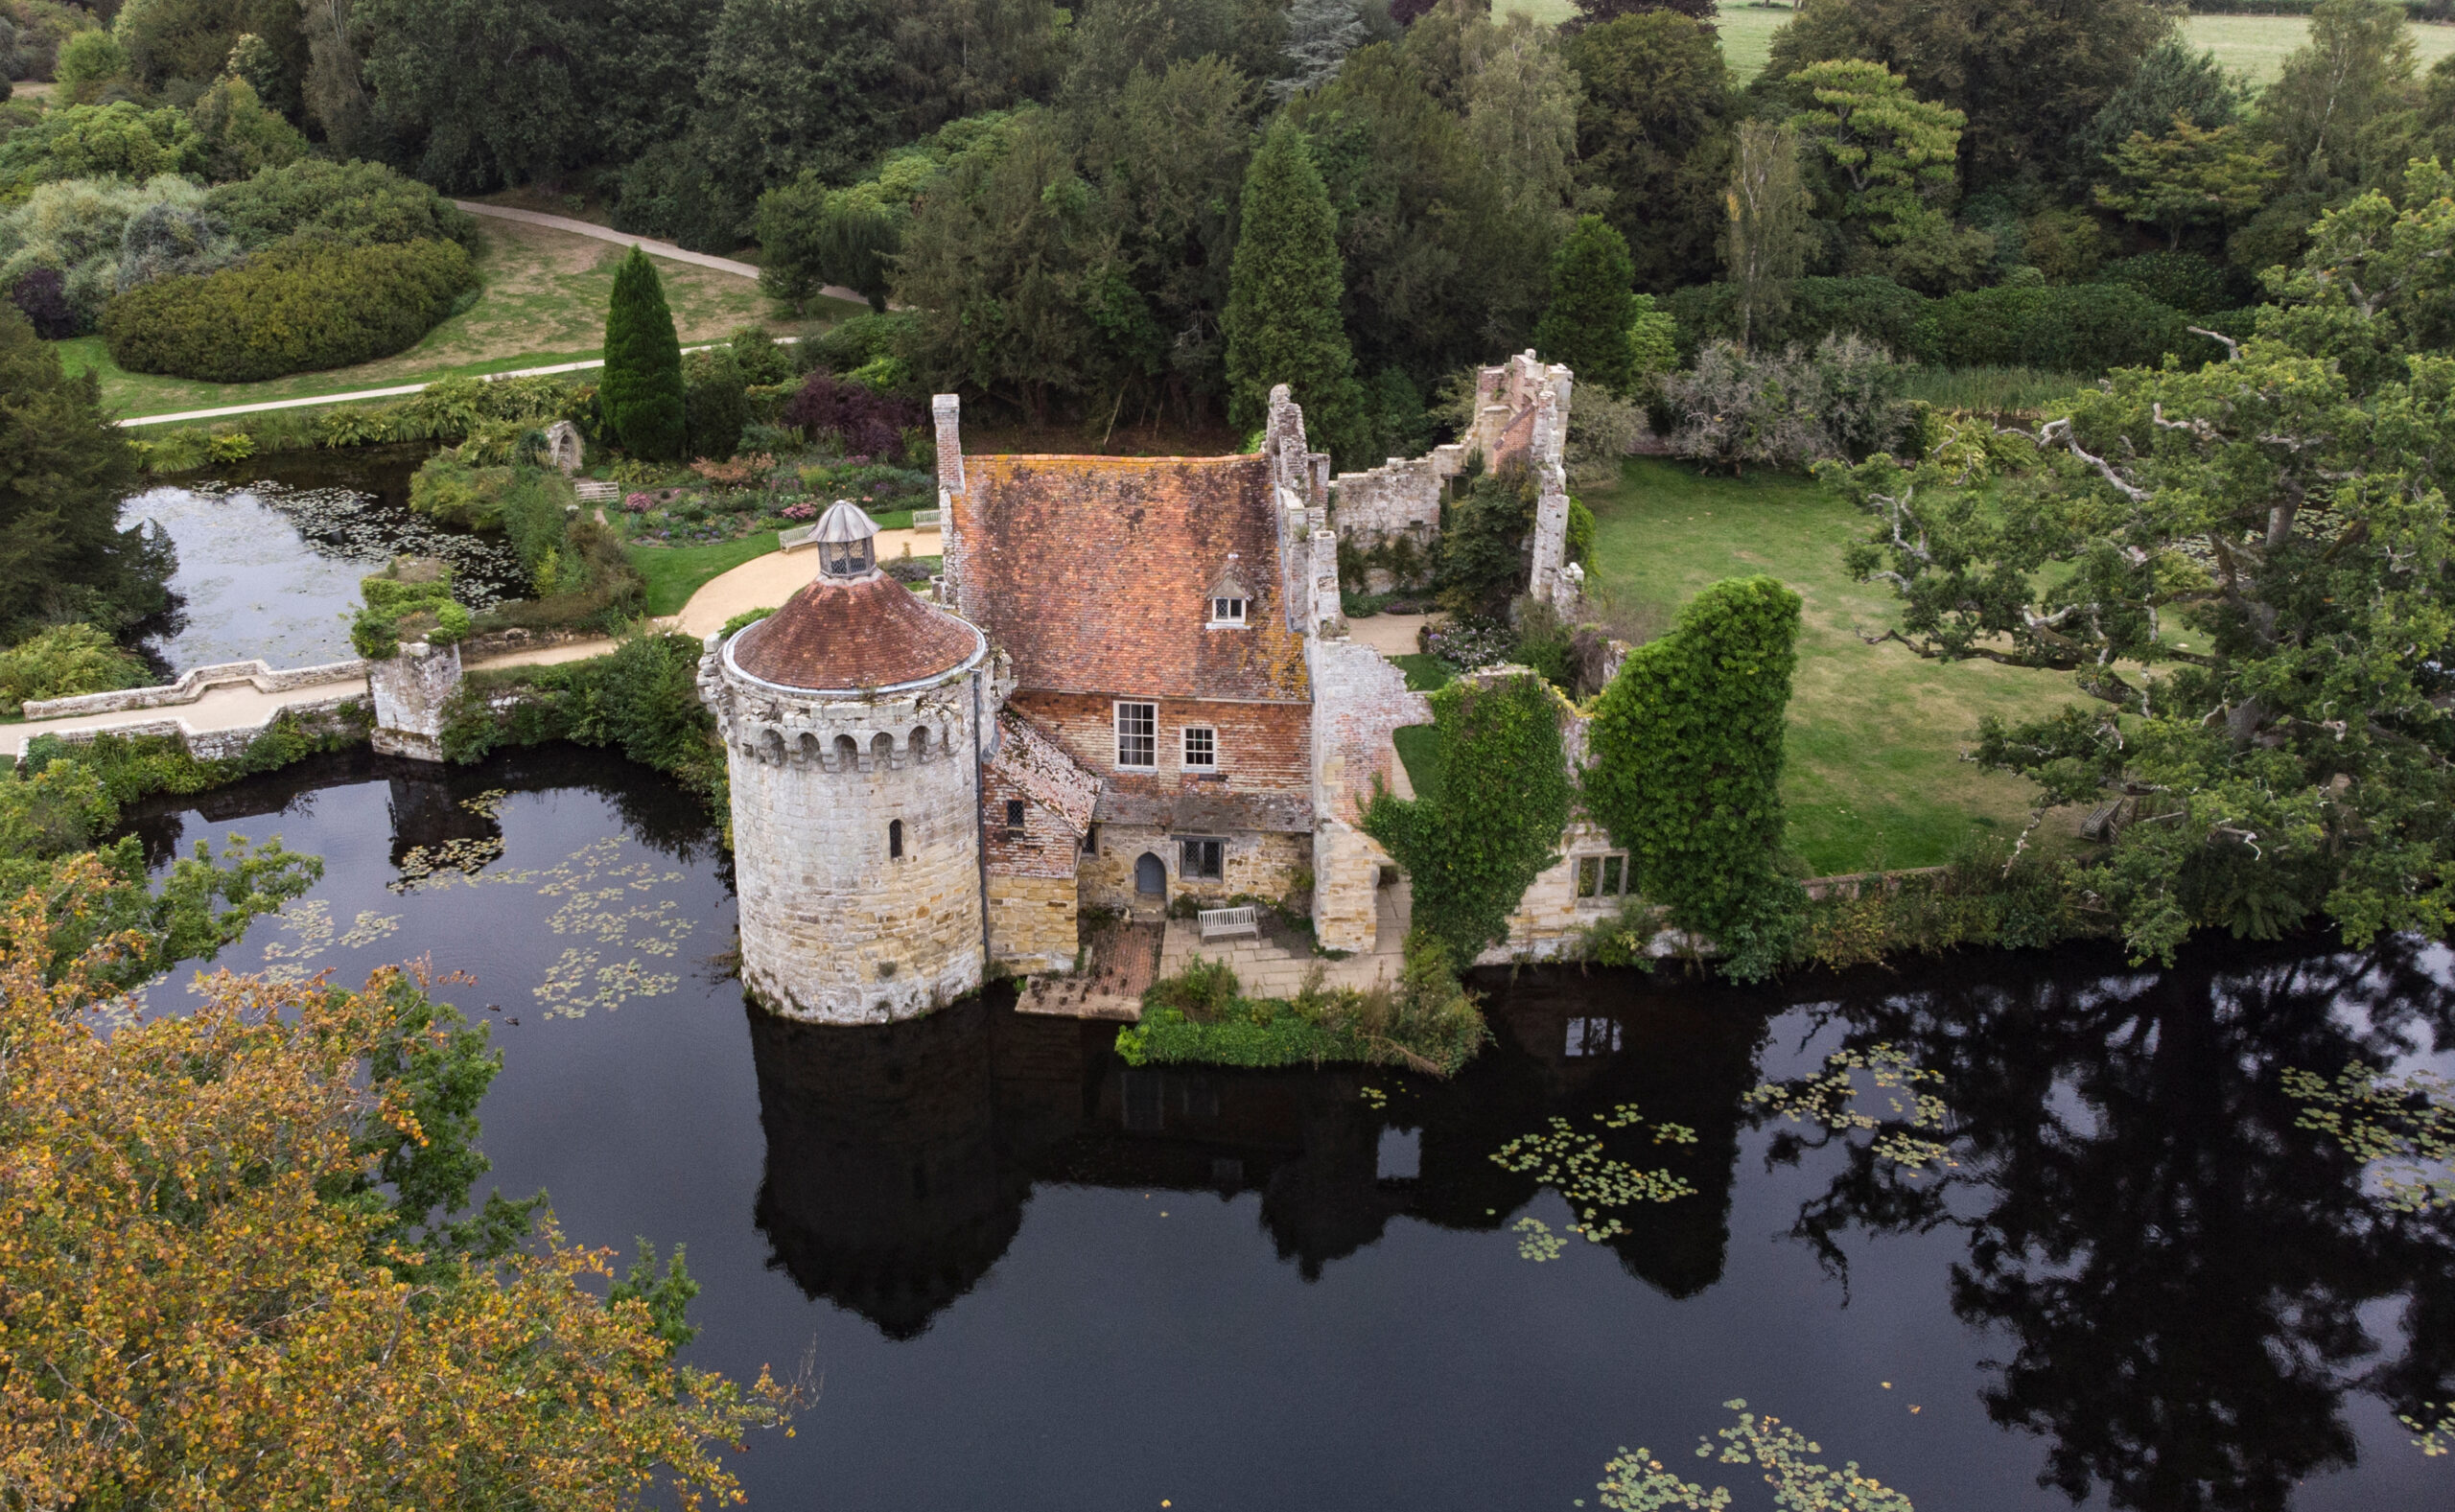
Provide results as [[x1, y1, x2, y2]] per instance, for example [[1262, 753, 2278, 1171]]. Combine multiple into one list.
[[911, 507, 944, 528], [573, 480, 620, 503], [1198, 905, 1259, 942]]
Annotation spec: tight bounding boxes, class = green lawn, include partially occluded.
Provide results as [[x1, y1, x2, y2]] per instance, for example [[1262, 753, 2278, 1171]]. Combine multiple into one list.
[[1581, 457, 2077, 875], [58, 215, 828, 419], [2190, 13, 2455, 84], [1393, 723, 1443, 804], [632, 533, 781, 617]]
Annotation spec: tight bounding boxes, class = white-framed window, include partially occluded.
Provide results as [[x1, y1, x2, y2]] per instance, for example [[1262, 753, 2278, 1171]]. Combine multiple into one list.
[[1209, 596, 1248, 626], [1181, 726, 1217, 770], [1115, 701, 1157, 769], [1576, 852, 1628, 900], [1179, 836, 1225, 880]]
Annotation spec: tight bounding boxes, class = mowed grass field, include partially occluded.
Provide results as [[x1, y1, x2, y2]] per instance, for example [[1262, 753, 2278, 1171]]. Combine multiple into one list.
[[1580, 458, 2078, 875], [58, 215, 810, 419], [1508, 2, 2455, 85]]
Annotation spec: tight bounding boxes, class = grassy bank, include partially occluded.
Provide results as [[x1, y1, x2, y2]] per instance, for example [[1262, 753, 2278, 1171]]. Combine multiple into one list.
[[631, 534, 783, 617], [58, 215, 804, 419], [1580, 457, 2075, 875]]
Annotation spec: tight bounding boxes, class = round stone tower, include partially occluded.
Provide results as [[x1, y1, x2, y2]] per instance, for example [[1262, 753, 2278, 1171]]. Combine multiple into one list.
[[700, 501, 990, 1025]]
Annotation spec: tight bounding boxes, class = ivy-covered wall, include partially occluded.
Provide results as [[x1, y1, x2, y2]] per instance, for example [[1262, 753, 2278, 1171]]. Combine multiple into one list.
[[1583, 574, 1804, 978], [1363, 669, 1573, 964]]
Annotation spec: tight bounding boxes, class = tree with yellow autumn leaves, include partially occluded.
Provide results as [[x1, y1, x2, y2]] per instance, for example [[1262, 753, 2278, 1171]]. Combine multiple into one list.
[[0, 857, 799, 1508]]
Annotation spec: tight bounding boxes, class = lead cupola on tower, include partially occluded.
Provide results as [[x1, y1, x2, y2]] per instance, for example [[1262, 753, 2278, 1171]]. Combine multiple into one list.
[[815, 499, 879, 578]]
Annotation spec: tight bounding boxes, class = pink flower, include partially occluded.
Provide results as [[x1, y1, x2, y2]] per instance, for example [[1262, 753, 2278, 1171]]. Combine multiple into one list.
[[623, 492, 654, 513]]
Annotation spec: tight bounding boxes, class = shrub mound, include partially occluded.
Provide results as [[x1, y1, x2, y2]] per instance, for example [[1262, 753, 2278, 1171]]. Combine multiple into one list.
[[103, 236, 475, 382], [0, 623, 149, 714]]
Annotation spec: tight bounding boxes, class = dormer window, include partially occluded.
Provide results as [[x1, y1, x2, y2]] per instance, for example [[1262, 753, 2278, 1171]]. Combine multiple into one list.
[[1206, 554, 1252, 628]]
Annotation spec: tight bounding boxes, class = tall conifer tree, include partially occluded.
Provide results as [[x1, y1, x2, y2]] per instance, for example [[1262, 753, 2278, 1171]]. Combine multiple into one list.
[[1531, 215, 1639, 395], [1223, 117, 1363, 460], [601, 246, 686, 461]]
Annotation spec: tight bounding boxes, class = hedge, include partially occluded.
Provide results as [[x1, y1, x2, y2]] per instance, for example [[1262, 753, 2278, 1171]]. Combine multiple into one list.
[[1664, 276, 1933, 361], [103, 236, 476, 382], [1910, 283, 2218, 373], [2097, 250, 2238, 319]]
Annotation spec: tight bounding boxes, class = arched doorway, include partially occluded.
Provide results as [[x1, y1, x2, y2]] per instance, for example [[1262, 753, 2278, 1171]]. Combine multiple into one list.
[[1134, 851, 1166, 897]]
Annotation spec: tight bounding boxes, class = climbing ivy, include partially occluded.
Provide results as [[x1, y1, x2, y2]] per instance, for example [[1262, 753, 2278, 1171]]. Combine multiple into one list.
[[1584, 575, 1803, 979], [1364, 670, 1572, 964]]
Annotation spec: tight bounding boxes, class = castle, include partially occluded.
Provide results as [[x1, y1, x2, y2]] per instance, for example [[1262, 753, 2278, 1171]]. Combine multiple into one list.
[[699, 356, 1576, 1025]]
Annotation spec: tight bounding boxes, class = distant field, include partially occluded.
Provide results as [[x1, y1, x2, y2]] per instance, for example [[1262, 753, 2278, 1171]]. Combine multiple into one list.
[[1506, 3, 2455, 86], [57, 215, 804, 418]]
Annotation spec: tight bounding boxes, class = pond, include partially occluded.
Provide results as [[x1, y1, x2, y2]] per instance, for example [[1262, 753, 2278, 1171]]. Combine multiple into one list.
[[126, 446, 526, 673], [123, 748, 2455, 1512]]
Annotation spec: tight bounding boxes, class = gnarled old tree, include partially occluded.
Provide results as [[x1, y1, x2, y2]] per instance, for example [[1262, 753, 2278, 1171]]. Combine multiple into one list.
[[1819, 161, 2455, 962]]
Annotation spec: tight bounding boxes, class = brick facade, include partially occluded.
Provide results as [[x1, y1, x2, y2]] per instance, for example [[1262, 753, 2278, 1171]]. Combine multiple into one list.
[[1005, 689, 1312, 800]]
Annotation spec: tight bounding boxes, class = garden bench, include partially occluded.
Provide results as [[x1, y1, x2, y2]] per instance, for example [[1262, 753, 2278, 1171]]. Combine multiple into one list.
[[1199, 905, 1259, 942], [912, 508, 943, 528], [573, 480, 620, 503]]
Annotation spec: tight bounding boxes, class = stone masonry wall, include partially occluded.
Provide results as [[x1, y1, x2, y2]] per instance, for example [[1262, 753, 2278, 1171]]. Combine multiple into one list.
[[1330, 456, 1440, 544], [1079, 824, 1312, 917], [369, 640, 463, 762], [706, 632, 988, 1025], [17, 694, 368, 765], [988, 872, 1078, 974], [21, 658, 366, 720], [1476, 818, 1630, 965]]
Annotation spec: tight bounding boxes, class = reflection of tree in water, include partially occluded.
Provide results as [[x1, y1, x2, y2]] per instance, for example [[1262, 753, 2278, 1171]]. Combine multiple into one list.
[[1758, 939, 2455, 1511]]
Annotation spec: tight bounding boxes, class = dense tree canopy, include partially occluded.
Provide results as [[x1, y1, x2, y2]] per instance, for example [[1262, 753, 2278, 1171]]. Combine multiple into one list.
[[1764, 0, 2175, 189], [0, 867, 794, 1506], [0, 304, 165, 642], [1563, 9, 1735, 291]]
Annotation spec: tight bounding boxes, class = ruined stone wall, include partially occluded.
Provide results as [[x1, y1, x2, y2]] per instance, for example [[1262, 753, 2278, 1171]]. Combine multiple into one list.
[[1006, 690, 1312, 798], [1330, 457, 1440, 553], [1475, 818, 1632, 965], [368, 640, 462, 762], [988, 872, 1078, 974], [704, 633, 988, 1025], [1305, 618, 1431, 951], [1311, 821, 1390, 956], [1079, 824, 1312, 916]]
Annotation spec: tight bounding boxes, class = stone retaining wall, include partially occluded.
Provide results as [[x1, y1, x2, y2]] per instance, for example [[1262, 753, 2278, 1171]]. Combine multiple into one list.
[[22, 658, 367, 720]]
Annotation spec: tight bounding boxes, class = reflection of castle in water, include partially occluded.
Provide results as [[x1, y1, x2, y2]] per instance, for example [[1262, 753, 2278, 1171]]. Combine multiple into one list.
[[746, 970, 1764, 1337]]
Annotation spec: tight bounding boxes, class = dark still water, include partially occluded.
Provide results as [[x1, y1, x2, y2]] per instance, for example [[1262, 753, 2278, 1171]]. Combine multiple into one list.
[[126, 445, 524, 672], [125, 750, 2455, 1511]]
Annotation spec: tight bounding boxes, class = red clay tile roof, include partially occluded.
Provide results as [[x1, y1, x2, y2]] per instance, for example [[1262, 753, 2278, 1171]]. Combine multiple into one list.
[[956, 454, 1309, 703], [731, 571, 982, 691]]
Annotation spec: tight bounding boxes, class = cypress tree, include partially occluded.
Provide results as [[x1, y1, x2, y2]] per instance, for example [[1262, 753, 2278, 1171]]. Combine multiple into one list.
[[1531, 215, 1639, 396], [600, 246, 686, 461], [1223, 117, 1364, 461]]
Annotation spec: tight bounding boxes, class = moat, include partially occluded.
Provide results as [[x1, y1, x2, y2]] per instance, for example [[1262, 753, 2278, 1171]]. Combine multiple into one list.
[[120, 746, 2453, 1511]]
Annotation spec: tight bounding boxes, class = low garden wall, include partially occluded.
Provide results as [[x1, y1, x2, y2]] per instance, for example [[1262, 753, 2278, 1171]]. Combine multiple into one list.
[[19, 694, 371, 764], [20, 658, 368, 720]]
